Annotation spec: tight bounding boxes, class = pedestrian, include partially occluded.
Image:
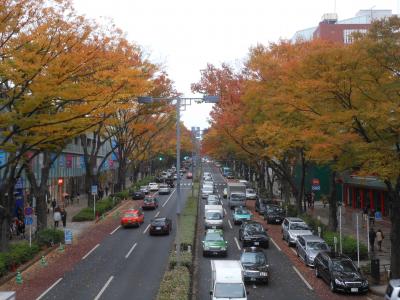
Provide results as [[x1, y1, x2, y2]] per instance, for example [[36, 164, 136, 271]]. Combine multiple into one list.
[[362, 206, 368, 227], [51, 198, 57, 212], [376, 229, 384, 251], [53, 207, 61, 228], [76, 192, 80, 204], [105, 185, 109, 196], [17, 217, 25, 239], [60, 208, 67, 228], [311, 192, 315, 209], [369, 227, 376, 252], [369, 208, 375, 226]]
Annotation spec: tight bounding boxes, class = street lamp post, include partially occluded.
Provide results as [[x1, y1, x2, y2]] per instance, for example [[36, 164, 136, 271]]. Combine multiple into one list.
[[138, 94, 219, 265]]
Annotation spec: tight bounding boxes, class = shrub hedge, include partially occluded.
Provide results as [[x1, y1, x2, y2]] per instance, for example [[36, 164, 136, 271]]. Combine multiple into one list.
[[157, 266, 190, 300], [0, 241, 40, 277], [72, 195, 123, 222], [36, 228, 65, 247]]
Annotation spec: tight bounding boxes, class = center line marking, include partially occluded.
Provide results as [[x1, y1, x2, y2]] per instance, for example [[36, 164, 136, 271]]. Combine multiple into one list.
[[155, 211, 160, 217], [234, 237, 241, 250], [228, 220, 233, 229], [36, 278, 63, 300], [292, 266, 313, 290], [125, 242, 137, 258], [223, 208, 227, 215], [82, 244, 100, 260], [143, 224, 151, 234], [162, 189, 176, 207], [109, 225, 121, 235], [94, 276, 114, 300], [270, 238, 281, 251]]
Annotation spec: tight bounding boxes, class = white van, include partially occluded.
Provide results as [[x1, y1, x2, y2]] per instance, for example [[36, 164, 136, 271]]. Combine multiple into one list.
[[205, 205, 223, 229], [210, 260, 247, 300]]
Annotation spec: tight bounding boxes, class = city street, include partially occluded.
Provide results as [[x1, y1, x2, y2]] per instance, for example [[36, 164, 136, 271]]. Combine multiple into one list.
[[38, 178, 192, 300]]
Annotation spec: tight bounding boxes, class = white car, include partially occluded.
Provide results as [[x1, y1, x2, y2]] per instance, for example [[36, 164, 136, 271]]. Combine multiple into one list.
[[140, 185, 149, 194], [158, 184, 171, 195], [148, 182, 159, 191], [245, 188, 257, 200]]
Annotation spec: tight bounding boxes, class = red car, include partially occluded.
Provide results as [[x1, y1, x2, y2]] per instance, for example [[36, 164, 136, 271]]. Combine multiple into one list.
[[142, 197, 159, 210], [121, 209, 144, 228], [186, 172, 193, 179]]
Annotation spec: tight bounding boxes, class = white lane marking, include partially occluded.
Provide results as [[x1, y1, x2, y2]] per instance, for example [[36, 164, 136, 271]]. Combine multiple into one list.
[[223, 208, 227, 215], [162, 189, 176, 207], [143, 224, 151, 234], [228, 220, 233, 229], [234, 237, 241, 250], [290, 248, 297, 255], [252, 284, 257, 289], [292, 266, 314, 291], [155, 211, 160, 218], [125, 242, 138, 259], [36, 278, 63, 300], [82, 244, 100, 260], [94, 276, 114, 300], [270, 238, 281, 251], [109, 225, 121, 235]]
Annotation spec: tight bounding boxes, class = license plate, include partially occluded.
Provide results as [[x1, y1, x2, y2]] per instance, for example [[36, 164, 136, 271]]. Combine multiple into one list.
[[212, 226, 216, 229], [254, 242, 260, 245], [156, 227, 161, 230], [276, 219, 280, 222], [250, 278, 256, 281], [351, 288, 358, 293]]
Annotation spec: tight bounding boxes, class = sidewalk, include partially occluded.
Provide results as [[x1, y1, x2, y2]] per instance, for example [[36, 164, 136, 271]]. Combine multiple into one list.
[[307, 201, 391, 296]]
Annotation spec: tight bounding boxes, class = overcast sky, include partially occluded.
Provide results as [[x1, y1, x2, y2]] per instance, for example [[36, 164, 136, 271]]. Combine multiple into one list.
[[73, 0, 398, 130]]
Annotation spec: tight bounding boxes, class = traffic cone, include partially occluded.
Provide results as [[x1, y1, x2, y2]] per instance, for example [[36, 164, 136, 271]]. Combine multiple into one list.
[[40, 256, 48, 267], [58, 242, 65, 252], [16, 271, 23, 284]]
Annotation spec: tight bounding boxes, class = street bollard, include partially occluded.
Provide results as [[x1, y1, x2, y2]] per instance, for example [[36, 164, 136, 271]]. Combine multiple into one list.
[[16, 271, 23, 284]]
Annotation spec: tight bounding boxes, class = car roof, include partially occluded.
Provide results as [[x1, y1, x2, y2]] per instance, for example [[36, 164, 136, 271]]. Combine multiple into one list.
[[242, 247, 265, 253], [300, 235, 325, 242], [152, 217, 168, 222], [285, 217, 304, 223], [206, 229, 223, 235], [321, 251, 351, 260]]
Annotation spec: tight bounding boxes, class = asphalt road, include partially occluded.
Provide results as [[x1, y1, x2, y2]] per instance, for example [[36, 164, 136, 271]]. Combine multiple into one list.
[[41, 177, 192, 300], [195, 163, 320, 300]]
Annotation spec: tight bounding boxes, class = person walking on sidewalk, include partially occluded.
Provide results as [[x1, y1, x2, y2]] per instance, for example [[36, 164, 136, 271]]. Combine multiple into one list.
[[60, 208, 67, 228], [51, 198, 57, 213], [369, 227, 376, 252], [53, 207, 61, 228], [369, 208, 375, 225], [376, 229, 384, 251]]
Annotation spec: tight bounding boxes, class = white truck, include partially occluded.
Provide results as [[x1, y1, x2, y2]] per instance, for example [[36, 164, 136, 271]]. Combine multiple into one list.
[[210, 260, 247, 300], [204, 205, 224, 229], [227, 182, 246, 209]]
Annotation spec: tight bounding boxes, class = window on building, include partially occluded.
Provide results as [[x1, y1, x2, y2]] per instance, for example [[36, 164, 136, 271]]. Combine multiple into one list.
[[74, 137, 79, 145], [343, 29, 367, 44]]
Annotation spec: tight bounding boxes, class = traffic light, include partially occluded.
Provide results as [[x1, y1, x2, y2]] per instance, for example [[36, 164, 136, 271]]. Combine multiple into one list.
[[159, 156, 163, 161], [58, 178, 63, 185]]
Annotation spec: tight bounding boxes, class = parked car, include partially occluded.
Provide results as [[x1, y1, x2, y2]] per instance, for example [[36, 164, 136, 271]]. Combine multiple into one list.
[[255, 199, 267, 215], [245, 188, 257, 200], [142, 196, 159, 210], [282, 217, 312, 246], [120, 209, 144, 228], [158, 184, 171, 195], [186, 172, 193, 179], [140, 185, 150, 195], [239, 221, 269, 248], [202, 229, 228, 257], [149, 217, 172, 235], [131, 190, 145, 200], [148, 182, 159, 191], [240, 247, 269, 284], [385, 279, 400, 300], [264, 204, 285, 224], [233, 207, 253, 225], [314, 252, 369, 294], [296, 235, 330, 267]]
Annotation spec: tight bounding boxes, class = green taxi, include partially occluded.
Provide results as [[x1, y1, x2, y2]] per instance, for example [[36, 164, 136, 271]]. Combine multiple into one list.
[[202, 229, 228, 257]]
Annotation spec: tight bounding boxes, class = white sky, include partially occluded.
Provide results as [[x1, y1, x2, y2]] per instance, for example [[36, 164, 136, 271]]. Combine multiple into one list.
[[73, 0, 398, 130]]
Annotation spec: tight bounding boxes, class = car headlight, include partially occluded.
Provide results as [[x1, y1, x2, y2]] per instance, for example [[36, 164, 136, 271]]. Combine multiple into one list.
[[335, 278, 345, 286], [259, 272, 268, 277], [203, 245, 209, 250]]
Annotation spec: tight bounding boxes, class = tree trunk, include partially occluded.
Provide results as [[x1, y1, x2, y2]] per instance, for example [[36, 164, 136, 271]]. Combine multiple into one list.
[[117, 158, 127, 192], [328, 170, 338, 231], [299, 150, 307, 213]]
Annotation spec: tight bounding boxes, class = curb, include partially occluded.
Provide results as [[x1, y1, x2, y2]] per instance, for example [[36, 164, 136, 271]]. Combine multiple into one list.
[[369, 286, 386, 297]]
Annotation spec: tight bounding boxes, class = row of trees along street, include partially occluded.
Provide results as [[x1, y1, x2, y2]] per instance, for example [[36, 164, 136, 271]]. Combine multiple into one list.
[[193, 16, 400, 277], [0, 0, 193, 251]]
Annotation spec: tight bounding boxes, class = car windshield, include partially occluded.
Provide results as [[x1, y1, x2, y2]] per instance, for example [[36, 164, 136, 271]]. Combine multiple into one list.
[[241, 252, 267, 265], [214, 283, 245, 298], [152, 220, 166, 226], [245, 223, 264, 234], [207, 200, 219, 205], [246, 189, 254, 193], [144, 198, 155, 203], [236, 208, 249, 215], [205, 212, 222, 220], [290, 223, 309, 230], [267, 206, 283, 213], [208, 195, 218, 200], [205, 233, 223, 241], [159, 185, 168, 188], [332, 260, 358, 273], [231, 194, 245, 200], [307, 242, 329, 250], [124, 213, 138, 217]]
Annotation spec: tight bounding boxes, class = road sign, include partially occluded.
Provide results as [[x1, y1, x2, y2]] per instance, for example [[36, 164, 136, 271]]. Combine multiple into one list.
[[24, 207, 33, 216], [64, 229, 73, 245], [312, 178, 320, 185], [375, 211, 382, 221], [91, 185, 98, 195], [25, 216, 33, 225], [312, 185, 321, 191]]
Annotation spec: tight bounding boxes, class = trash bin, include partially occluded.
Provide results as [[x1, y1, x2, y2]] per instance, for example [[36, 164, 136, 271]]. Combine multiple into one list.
[[371, 258, 380, 284]]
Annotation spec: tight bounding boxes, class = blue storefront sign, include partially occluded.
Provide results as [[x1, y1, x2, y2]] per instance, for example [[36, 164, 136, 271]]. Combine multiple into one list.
[[0, 150, 6, 167]]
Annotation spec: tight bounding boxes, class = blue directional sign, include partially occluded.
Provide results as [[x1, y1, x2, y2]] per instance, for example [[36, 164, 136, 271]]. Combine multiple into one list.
[[25, 216, 33, 226], [91, 185, 98, 195], [311, 185, 321, 191], [64, 229, 73, 245]]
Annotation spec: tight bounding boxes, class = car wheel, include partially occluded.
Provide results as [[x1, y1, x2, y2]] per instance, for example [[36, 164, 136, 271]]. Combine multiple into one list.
[[330, 280, 336, 292], [315, 267, 320, 278]]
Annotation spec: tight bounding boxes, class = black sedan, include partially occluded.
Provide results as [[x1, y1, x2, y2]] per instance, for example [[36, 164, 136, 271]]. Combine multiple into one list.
[[314, 251, 369, 294], [149, 217, 172, 235], [264, 204, 285, 224], [239, 221, 269, 248], [131, 190, 145, 200], [240, 247, 269, 284]]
